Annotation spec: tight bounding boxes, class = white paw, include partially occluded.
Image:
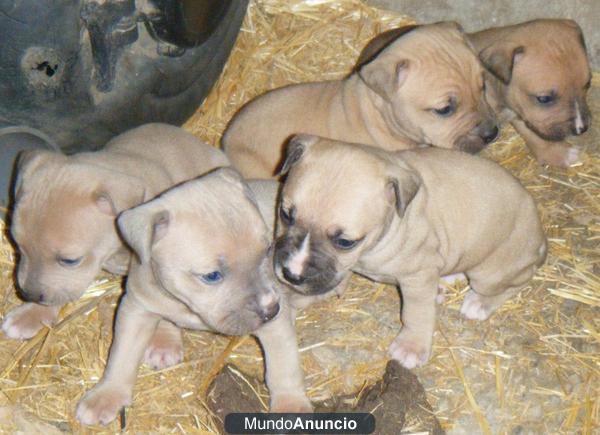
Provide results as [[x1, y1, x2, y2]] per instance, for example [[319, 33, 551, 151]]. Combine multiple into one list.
[[76, 383, 132, 426], [2, 304, 57, 340], [388, 332, 431, 369], [564, 147, 581, 166], [143, 339, 184, 370], [460, 290, 491, 321], [270, 392, 313, 413]]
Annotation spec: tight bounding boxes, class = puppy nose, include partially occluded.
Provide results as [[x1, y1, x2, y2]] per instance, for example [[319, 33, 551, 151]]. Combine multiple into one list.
[[573, 122, 589, 136], [260, 302, 280, 322], [481, 125, 499, 144], [20, 290, 44, 303], [282, 266, 305, 286]]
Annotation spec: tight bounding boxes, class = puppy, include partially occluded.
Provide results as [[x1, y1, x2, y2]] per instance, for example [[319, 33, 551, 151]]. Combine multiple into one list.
[[222, 22, 498, 178], [76, 168, 310, 426], [3, 123, 229, 369], [468, 19, 592, 167], [273, 135, 546, 369]]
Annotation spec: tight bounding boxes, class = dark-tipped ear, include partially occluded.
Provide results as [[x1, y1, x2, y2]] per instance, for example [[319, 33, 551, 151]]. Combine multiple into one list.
[[385, 170, 421, 218], [355, 25, 420, 69], [118, 205, 169, 264], [93, 174, 146, 216], [479, 43, 525, 85], [279, 134, 318, 175], [358, 56, 409, 100]]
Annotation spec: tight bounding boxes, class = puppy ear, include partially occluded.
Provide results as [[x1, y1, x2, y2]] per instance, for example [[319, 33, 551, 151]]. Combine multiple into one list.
[[13, 149, 52, 201], [385, 169, 421, 218], [279, 134, 318, 175], [355, 25, 420, 70], [93, 173, 146, 216], [359, 56, 409, 100], [479, 43, 525, 85], [118, 205, 169, 264]]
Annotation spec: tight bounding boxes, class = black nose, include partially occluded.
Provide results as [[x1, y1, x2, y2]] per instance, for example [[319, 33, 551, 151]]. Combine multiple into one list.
[[481, 125, 499, 143], [260, 302, 280, 322], [282, 266, 305, 286], [573, 122, 589, 135]]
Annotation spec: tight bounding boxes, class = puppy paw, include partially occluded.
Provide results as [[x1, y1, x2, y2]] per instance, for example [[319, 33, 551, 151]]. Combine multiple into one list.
[[535, 143, 581, 167], [76, 383, 132, 426], [143, 328, 184, 370], [388, 331, 431, 369], [460, 290, 492, 321], [270, 392, 313, 413], [2, 303, 58, 340]]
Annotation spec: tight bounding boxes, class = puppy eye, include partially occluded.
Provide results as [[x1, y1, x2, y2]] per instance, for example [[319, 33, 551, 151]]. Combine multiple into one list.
[[57, 256, 82, 268], [197, 271, 223, 285], [332, 237, 359, 251], [432, 105, 455, 117], [279, 205, 295, 225], [535, 94, 556, 105]]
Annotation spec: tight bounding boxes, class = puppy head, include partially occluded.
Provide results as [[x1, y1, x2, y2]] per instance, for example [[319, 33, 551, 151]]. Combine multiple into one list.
[[10, 150, 144, 305], [274, 135, 420, 295], [357, 22, 498, 153], [118, 168, 280, 336], [480, 19, 591, 141]]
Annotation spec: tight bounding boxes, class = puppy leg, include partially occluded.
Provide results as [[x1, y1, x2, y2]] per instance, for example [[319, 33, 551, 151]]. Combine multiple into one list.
[[2, 303, 60, 340], [143, 320, 184, 370], [462, 260, 539, 320], [77, 294, 160, 426], [511, 119, 580, 167], [389, 273, 438, 369], [254, 304, 311, 412]]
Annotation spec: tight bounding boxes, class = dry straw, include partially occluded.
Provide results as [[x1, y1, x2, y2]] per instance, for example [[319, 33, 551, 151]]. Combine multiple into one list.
[[1, 0, 598, 433]]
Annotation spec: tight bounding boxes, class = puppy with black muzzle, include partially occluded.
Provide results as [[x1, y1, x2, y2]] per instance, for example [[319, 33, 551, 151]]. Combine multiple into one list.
[[3, 123, 229, 371], [468, 19, 592, 167], [223, 22, 499, 178], [76, 168, 310, 426], [274, 135, 547, 369]]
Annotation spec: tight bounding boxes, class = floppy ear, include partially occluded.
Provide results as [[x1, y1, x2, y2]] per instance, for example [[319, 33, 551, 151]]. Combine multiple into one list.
[[385, 167, 421, 218], [117, 205, 169, 264], [358, 55, 410, 100], [13, 149, 53, 201], [479, 43, 525, 85], [278, 134, 319, 175], [355, 25, 420, 69], [93, 172, 146, 216]]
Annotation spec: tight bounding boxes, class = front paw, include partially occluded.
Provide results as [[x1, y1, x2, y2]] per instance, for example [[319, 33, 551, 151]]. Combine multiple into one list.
[[534, 142, 580, 167], [2, 303, 58, 340], [76, 383, 132, 426], [270, 392, 313, 413], [388, 330, 431, 369], [143, 331, 184, 370]]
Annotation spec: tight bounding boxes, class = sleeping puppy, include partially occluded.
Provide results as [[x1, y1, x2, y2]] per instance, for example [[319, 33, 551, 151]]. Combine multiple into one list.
[[76, 168, 310, 426], [3, 123, 229, 370], [273, 135, 546, 369], [468, 19, 592, 167], [222, 22, 498, 178]]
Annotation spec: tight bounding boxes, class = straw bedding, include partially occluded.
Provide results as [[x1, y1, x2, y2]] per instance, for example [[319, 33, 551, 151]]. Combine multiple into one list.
[[0, 0, 598, 433]]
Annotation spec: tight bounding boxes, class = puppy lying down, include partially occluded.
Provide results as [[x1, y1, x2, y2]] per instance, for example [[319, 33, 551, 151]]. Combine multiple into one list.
[[76, 169, 311, 426], [273, 135, 547, 369]]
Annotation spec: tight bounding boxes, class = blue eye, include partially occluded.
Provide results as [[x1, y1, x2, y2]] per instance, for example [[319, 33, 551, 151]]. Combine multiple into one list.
[[536, 94, 555, 105], [199, 271, 223, 284], [57, 256, 82, 267], [332, 237, 358, 250]]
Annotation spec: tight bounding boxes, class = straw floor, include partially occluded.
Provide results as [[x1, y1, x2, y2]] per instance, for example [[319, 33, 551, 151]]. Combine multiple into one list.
[[1, 1, 598, 433]]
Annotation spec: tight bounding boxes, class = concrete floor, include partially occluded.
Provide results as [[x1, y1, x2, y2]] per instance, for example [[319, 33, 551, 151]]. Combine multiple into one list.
[[367, 0, 600, 70]]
